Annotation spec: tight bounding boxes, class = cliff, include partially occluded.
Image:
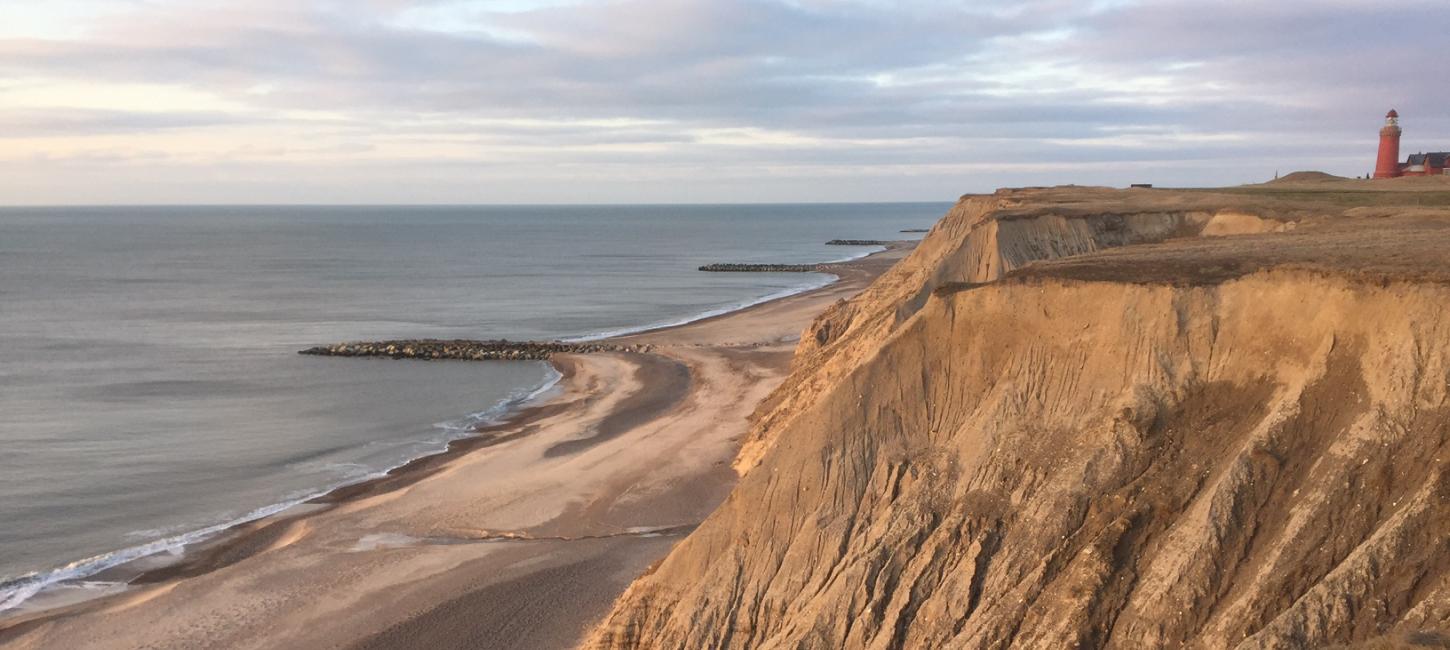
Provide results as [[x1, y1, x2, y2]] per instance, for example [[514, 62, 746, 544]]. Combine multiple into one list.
[[586, 184, 1450, 649]]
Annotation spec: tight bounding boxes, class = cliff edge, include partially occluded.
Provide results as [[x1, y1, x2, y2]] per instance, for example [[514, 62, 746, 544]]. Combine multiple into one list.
[[588, 184, 1450, 649]]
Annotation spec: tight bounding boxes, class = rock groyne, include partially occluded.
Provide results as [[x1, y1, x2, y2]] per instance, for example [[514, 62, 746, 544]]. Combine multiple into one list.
[[697, 263, 826, 273], [824, 239, 888, 246], [299, 339, 641, 361]]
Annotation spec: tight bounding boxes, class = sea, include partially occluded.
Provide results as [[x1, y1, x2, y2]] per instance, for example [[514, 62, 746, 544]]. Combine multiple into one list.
[[0, 202, 947, 614]]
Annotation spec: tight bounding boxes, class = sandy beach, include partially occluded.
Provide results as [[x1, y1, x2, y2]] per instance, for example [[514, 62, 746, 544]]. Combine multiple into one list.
[[0, 244, 910, 650]]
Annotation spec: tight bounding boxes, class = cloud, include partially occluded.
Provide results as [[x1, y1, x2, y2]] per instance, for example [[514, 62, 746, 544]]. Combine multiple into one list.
[[0, 0, 1446, 203], [0, 108, 261, 136]]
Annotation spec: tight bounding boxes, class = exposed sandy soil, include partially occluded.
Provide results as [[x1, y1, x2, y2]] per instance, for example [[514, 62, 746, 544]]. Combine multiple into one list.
[[0, 246, 909, 650], [589, 183, 1450, 649]]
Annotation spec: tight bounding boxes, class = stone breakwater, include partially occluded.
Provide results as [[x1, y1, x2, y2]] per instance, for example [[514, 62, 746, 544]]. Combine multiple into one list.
[[697, 263, 826, 273], [824, 239, 889, 246], [299, 339, 645, 361], [900, 228, 930, 233]]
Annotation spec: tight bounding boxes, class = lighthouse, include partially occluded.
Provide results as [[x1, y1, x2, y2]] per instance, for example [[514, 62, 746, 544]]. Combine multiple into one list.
[[1374, 109, 1402, 179]]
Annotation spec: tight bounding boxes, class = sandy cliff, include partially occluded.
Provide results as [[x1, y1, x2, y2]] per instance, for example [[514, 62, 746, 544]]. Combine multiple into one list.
[[589, 183, 1450, 648]]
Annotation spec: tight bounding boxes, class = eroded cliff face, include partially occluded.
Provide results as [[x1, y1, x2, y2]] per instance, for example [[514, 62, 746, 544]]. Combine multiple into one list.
[[589, 187, 1450, 649], [740, 187, 1313, 473]]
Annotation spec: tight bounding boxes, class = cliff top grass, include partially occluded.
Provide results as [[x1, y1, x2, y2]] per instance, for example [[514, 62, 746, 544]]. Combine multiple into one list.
[[1001, 181, 1450, 287], [1196, 172, 1450, 209]]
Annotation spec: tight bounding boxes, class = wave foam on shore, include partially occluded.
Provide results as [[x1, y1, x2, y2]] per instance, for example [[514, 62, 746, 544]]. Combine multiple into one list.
[[0, 364, 564, 616], [563, 274, 838, 342]]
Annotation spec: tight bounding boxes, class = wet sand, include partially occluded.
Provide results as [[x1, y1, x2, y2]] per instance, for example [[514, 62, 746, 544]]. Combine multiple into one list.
[[0, 244, 910, 650]]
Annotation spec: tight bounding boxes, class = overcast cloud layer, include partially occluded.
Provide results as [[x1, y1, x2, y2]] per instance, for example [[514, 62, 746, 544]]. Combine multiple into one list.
[[1, 0, 1446, 204]]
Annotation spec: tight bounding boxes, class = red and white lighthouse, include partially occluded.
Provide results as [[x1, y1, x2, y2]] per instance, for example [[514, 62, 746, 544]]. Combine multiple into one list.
[[1374, 109, 1402, 179]]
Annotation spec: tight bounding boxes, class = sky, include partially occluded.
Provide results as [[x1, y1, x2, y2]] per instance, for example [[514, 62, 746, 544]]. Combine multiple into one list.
[[0, 0, 1446, 205]]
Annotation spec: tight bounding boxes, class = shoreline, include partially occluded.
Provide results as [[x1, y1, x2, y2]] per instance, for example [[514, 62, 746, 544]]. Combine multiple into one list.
[[0, 247, 893, 617], [124, 359, 584, 589], [0, 363, 569, 616], [0, 242, 912, 647], [562, 273, 838, 342]]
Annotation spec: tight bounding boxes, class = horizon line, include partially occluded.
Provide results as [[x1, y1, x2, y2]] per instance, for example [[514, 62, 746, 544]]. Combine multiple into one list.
[[0, 199, 962, 209]]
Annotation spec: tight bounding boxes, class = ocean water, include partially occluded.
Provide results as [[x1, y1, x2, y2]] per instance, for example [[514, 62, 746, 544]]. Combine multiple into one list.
[[0, 202, 946, 613]]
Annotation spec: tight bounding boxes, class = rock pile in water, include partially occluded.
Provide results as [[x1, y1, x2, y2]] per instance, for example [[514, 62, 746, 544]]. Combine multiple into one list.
[[299, 339, 641, 360], [697, 263, 826, 273], [824, 239, 889, 246]]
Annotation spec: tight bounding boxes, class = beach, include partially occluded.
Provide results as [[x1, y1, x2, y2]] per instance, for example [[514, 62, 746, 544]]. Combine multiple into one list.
[[0, 243, 911, 650]]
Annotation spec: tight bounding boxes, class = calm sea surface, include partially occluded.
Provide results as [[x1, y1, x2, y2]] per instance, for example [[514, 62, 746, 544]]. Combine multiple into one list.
[[0, 203, 946, 612]]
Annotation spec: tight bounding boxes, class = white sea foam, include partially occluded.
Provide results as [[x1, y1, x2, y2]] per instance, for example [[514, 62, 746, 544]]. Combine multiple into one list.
[[562, 245, 886, 343], [562, 274, 838, 342], [820, 245, 885, 264], [0, 366, 564, 615], [0, 495, 317, 613], [432, 364, 563, 433]]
